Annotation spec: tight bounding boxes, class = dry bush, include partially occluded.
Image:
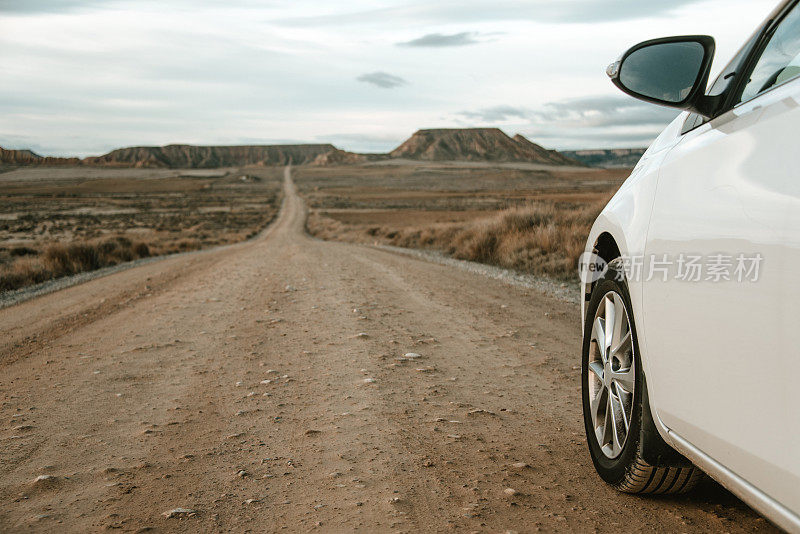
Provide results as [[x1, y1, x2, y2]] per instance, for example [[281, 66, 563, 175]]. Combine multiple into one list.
[[1, 166, 284, 293], [439, 202, 603, 278], [133, 242, 151, 257], [0, 257, 49, 291], [309, 200, 607, 280], [442, 202, 602, 278], [0, 236, 152, 291], [296, 163, 623, 281], [174, 238, 202, 252], [10, 246, 37, 257]]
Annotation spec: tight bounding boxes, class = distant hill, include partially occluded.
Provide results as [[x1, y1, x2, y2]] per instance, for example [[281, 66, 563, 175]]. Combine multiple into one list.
[[311, 148, 370, 166], [0, 147, 80, 166], [510, 134, 581, 166], [83, 144, 338, 168], [0, 144, 348, 169], [389, 128, 581, 166], [560, 148, 647, 169], [4, 131, 632, 169]]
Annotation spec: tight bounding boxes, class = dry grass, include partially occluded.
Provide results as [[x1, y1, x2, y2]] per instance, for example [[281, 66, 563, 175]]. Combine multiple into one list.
[[0, 166, 283, 291], [297, 163, 625, 280], [308, 200, 607, 279], [0, 237, 151, 291]]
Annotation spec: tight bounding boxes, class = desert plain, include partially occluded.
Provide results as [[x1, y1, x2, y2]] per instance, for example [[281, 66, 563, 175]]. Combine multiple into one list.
[[0, 161, 777, 532]]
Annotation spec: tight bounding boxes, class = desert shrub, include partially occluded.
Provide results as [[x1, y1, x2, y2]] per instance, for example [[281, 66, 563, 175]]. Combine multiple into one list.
[[175, 238, 201, 251], [454, 225, 498, 263], [497, 204, 557, 233], [43, 243, 101, 275], [133, 242, 150, 257], [0, 236, 155, 292], [0, 257, 47, 291], [10, 246, 38, 257], [309, 199, 608, 280], [98, 237, 132, 262]]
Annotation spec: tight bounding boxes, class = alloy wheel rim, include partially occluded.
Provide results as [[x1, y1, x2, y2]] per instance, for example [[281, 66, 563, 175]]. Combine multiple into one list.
[[588, 291, 635, 459]]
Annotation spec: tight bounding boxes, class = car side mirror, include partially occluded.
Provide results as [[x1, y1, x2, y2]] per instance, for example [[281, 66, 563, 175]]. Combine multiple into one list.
[[607, 36, 718, 117]]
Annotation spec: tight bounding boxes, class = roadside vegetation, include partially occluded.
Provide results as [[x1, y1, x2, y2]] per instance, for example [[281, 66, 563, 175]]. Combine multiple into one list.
[[0, 167, 283, 292], [296, 163, 624, 280], [308, 200, 606, 279], [0, 238, 152, 291]]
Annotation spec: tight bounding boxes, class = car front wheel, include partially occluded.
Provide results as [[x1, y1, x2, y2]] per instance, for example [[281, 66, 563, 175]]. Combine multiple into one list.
[[581, 260, 703, 494]]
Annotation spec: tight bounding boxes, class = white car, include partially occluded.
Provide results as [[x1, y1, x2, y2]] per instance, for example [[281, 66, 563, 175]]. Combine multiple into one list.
[[581, 1, 800, 531]]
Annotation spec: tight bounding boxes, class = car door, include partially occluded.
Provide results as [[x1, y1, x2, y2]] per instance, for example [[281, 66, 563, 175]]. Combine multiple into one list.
[[641, 3, 800, 512]]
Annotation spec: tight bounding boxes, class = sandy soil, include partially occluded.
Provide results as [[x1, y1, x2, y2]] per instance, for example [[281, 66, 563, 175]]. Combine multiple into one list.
[[0, 168, 776, 533]]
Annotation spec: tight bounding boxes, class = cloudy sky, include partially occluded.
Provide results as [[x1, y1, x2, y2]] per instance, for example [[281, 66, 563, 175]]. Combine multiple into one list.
[[0, 0, 778, 157]]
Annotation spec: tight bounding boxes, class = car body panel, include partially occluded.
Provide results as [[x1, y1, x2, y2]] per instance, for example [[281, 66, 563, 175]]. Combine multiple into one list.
[[583, 112, 686, 449], [582, 111, 686, 332], [582, 2, 800, 526], [643, 76, 800, 515], [669, 431, 800, 533]]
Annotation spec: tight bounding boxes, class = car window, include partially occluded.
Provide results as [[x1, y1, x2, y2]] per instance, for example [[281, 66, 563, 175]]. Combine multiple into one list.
[[739, 3, 800, 103], [710, 29, 763, 98], [681, 29, 764, 135]]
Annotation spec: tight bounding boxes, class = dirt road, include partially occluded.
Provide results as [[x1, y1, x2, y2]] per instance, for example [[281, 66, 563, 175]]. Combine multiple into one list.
[[0, 168, 775, 532]]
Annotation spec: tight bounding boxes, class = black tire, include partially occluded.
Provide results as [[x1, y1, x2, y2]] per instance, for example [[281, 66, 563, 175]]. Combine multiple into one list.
[[581, 259, 704, 494]]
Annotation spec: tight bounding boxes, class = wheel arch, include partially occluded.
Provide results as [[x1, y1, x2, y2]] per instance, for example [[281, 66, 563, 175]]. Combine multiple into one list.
[[584, 231, 622, 302], [582, 225, 628, 327], [581, 224, 679, 453], [579, 140, 678, 449], [586, 256, 694, 469]]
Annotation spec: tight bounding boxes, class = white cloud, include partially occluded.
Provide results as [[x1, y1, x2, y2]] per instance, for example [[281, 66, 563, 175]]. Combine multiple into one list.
[[274, 0, 708, 27], [0, 0, 779, 155]]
